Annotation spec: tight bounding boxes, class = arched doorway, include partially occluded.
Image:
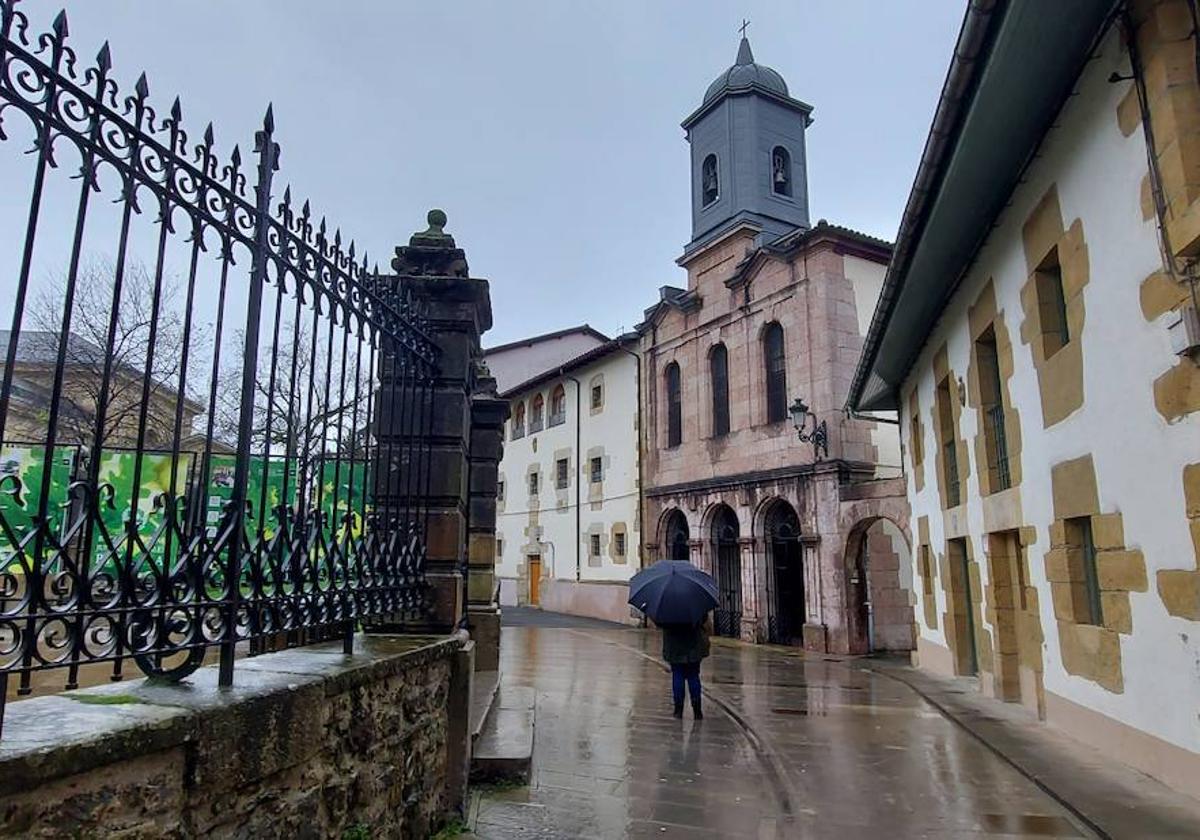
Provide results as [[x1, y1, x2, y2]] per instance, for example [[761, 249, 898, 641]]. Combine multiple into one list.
[[764, 500, 804, 645], [844, 516, 915, 655], [662, 509, 690, 562], [709, 505, 741, 638]]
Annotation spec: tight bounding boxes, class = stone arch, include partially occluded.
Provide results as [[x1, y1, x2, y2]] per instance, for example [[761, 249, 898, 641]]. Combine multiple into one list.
[[759, 497, 805, 645], [658, 507, 691, 563], [706, 503, 742, 637], [840, 503, 915, 655]]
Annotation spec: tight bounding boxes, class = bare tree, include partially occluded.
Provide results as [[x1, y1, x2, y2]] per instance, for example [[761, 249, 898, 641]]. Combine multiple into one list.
[[26, 259, 200, 451]]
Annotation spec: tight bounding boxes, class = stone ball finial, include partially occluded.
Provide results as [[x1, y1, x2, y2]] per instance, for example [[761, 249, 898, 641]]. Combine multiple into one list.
[[427, 208, 447, 233]]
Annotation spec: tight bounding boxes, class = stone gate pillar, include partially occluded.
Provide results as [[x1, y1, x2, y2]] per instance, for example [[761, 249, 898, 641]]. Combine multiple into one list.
[[369, 210, 492, 634], [467, 372, 508, 670]]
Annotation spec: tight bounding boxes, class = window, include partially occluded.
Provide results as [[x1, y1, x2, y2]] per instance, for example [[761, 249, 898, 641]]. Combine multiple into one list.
[[556, 458, 569, 490], [590, 456, 603, 484], [976, 327, 1011, 492], [496, 538, 503, 559], [936, 376, 960, 507], [763, 322, 787, 423], [701, 154, 719, 206], [614, 532, 626, 557], [909, 392, 924, 469], [590, 533, 602, 558], [665, 362, 682, 448], [710, 343, 730, 437], [549, 384, 567, 426], [511, 402, 525, 440], [1035, 248, 1070, 358], [771, 146, 792, 197], [530, 393, 544, 433], [497, 480, 505, 501], [1066, 517, 1103, 625], [591, 384, 603, 410], [528, 472, 539, 495]]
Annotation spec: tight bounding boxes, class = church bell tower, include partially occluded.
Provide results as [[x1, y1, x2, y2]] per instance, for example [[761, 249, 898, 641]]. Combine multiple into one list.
[[681, 35, 813, 257]]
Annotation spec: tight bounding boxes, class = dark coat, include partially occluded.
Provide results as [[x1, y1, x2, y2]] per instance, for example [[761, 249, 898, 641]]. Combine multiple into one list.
[[661, 621, 711, 665]]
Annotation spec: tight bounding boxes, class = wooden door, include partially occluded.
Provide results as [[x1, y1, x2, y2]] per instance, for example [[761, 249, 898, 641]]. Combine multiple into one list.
[[527, 556, 541, 606]]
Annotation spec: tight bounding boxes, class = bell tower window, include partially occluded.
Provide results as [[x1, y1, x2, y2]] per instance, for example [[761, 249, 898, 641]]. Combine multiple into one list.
[[772, 146, 792, 197], [702, 154, 719, 206]]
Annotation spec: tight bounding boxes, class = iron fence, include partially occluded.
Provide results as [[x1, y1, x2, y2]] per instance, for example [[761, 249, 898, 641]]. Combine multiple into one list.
[[0, 0, 439, 735]]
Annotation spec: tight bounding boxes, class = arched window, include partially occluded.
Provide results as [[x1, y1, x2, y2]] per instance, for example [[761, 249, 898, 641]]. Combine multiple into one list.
[[710, 344, 730, 437], [664, 509, 690, 562], [665, 362, 682, 448], [771, 146, 792, 197], [763, 322, 787, 423], [549, 384, 566, 426], [512, 402, 526, 439], [530, 393, 544, 432], [701, 154, 719, 206]]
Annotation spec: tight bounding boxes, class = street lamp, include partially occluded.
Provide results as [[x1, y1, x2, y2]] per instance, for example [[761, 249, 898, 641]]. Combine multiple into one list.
[[789, 396, 828, 460]]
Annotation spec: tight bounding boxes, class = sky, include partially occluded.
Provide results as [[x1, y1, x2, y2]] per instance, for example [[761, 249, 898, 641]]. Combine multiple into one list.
[[0, 1, 965, 348]]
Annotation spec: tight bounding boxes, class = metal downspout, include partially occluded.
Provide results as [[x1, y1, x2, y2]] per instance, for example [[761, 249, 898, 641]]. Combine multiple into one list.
[[565, 371, 583, 582]]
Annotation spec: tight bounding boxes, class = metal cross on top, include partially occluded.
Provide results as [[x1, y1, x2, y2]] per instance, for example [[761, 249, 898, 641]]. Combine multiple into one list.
[[739, 18, 750, 38]]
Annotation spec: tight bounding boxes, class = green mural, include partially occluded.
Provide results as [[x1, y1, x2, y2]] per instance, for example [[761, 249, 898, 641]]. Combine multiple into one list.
[[94, 450, 193, 569], [319, 458, 371, 540], [0, 443, 78, 570], [204, 455, 299, 545]]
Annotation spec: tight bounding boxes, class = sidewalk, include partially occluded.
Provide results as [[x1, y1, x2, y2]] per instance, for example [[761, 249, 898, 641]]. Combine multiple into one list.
[[864, 657, 1200, 839]]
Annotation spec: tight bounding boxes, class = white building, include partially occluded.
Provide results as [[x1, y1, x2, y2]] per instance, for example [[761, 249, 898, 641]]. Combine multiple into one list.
[[850, 0, 1200, 799], [490, 334, 641, 624]]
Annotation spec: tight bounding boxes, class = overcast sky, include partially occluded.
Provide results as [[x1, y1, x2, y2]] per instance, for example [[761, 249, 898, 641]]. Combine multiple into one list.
[[1, 1, 964, 348]]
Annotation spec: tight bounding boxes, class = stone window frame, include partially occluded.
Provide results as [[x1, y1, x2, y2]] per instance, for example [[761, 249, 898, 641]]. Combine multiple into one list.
[[966, 281, 1023, 497], [530, 392, 545, 433], [613, 529, 627, 559], [908, 390, 925, 493], [511, 401, 525, 440], [762, 321, 788, 424], [664, 361, 682, 448], [589, 373, 605, 415], [527, 469, 540, 497], [589, 456, 603, 484], [933, 372, 963, 509], [549, 383, 567, 427], [590, 532, 602, 560], [710, 342, 730, 438], [555, 457, 569, 490]]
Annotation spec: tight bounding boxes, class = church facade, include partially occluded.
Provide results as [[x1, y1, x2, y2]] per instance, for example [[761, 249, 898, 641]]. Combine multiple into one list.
[[638, 37, 915, 655]]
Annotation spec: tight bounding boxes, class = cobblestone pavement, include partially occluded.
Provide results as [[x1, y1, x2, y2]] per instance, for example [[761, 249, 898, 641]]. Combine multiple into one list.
[[468, 609, 1100, 839]]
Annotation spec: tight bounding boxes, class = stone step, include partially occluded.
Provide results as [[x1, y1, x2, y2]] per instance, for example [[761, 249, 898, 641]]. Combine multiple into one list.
[[470, 669, 500, 745], [470, 685, 535, 784]]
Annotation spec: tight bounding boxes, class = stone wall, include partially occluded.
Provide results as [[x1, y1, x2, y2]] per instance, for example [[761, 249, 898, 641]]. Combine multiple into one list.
[[0, 634, 469, 839]]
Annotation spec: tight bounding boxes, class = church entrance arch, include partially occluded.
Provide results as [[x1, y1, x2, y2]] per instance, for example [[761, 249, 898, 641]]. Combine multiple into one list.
[[709, 505, 741, 638], [764, 500, 804, 645], [662, 509, 690, 562]]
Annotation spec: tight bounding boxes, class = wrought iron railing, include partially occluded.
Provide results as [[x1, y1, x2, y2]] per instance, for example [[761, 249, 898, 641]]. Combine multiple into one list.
[[943, 439, 961, 507], [0, 0, 439, 735], [986, 404, 1011, 491]]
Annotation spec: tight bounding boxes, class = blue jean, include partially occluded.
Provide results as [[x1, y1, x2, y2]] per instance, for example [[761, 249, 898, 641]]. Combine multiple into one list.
[[671, 662, 702, 707]]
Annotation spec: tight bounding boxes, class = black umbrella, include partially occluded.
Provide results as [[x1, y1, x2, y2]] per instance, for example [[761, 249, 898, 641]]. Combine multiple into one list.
[[628, 560, 719, 626]]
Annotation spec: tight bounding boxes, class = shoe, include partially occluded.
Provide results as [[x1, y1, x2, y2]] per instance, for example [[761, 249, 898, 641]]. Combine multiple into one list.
[[692, 703, 703, 720], [673, 703, 684, 718]]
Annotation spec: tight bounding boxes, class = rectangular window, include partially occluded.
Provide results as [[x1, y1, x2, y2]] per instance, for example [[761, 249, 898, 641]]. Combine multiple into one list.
[[590, 533, 602, 557], [590, 456, 603, 484], [497, 480, 505, 501], [1035, 249, 1070, 358], [614, 532, 626, 557], [528, 472, 539, 495], [1066, 516, 1103, 625], [976, 327, 1011, 492], [936, 376, 960, 508], [556, 458, 569, 490], [591, 384, 603, 410], [909, 392, 923, 468], [496, 538, 503, 559], [711, 345, 730, 437]]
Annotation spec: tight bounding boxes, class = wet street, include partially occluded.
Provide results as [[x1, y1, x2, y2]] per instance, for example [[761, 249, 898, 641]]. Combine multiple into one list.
[[470, 609, 1094, 840]]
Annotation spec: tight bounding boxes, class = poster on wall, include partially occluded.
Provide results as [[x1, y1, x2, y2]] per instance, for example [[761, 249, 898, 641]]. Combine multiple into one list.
[[93, 450, 194, 571], [319, 459, 371, 541], [204, 455, 299, 545], [0, 443, 79, 572]]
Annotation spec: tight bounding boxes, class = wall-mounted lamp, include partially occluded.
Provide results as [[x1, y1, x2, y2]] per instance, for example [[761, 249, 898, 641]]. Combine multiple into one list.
[[789, 396, 828, 461]]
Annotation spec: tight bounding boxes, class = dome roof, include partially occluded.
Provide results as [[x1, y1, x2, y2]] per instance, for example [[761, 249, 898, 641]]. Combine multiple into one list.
[[703, 37, 789, 105]]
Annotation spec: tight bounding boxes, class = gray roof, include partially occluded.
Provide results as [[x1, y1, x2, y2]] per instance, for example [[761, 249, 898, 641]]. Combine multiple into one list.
[[0, 330, 105, 367], [704, 37, 788, 105], [847, 0, 1116, 412]]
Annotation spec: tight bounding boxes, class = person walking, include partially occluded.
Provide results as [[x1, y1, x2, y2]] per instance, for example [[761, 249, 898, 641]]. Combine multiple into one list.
[[661, 613, 711, 719]]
